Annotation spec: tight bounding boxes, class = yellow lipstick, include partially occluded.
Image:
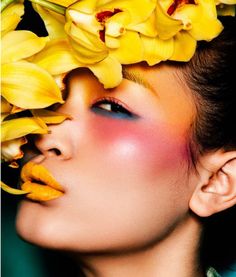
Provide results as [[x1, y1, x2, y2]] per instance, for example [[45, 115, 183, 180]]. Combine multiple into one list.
[[21, 162, 64, 201]]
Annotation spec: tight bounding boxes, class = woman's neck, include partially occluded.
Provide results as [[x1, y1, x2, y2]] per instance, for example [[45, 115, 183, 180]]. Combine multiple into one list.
[[76, 216, 203, 277]]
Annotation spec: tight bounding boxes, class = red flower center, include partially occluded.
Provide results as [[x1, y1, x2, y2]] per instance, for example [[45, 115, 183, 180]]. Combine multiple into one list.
[[167, 0, 196, 15], [96, 8, 122, 42]]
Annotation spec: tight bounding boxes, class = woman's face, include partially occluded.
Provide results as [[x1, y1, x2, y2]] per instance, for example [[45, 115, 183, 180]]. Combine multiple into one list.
[[16, 64, 197, 252]]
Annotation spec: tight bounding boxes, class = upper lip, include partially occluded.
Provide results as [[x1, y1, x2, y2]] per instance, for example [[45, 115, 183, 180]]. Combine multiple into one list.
[[21, 161, 64, 192]]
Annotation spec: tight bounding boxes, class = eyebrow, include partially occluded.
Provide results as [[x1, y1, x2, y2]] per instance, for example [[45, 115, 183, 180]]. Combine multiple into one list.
[[122, 68, 157, 95]]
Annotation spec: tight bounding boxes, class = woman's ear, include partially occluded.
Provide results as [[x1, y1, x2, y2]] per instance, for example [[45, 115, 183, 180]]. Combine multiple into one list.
[[189, 150, 236, 217]]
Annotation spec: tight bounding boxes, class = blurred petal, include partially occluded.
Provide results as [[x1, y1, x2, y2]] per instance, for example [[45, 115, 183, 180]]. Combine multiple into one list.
[[1, 137, 27, 162], [170, 31, 197, 61], [33, 4, 66, 39], [110, 31, 143, 64], [2, 30, 49, 64], [88, 56, 122, 89], [33, 39, 82, 75], [1, 117, 48, 142], [1, 181, 27, 195], [142, 35, 174, 65], [1, 3, 24, 36], [31, 109, 72, 124], [2, 61, 64, 109]]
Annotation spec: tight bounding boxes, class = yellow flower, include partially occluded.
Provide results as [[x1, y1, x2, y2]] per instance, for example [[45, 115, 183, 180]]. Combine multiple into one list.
[[32, 0, 234, 88], [1, 2, 66, 167], [63, 0, 156, 87]]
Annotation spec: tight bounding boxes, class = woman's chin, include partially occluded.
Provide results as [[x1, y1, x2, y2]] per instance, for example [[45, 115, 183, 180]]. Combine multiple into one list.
[[16, 200, 63, 249]]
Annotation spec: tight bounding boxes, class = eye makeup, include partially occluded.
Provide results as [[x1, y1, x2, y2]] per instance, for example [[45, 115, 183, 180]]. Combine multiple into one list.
[[91, 96, 140, 120]]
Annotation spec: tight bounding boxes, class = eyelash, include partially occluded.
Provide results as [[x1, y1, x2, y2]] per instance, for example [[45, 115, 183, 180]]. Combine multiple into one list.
[[91, 97, 138, 119]]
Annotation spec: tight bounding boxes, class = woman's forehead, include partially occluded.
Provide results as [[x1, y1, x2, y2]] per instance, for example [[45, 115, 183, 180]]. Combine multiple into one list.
[[62, 63, 195, 131]]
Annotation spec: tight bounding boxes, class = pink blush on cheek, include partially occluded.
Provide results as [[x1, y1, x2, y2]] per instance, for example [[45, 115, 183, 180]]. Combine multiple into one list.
[[89, 115, 190, 177]]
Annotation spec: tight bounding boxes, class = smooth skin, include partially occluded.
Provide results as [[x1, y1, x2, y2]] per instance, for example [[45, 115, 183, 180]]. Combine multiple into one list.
[[16, 64, 236, 277]]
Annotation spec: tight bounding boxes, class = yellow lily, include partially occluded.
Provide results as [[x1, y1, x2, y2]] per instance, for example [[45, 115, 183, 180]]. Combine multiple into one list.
[[65, 0, 156, 61], [60, 0, 156, 87], [1, 1, 65, 167]]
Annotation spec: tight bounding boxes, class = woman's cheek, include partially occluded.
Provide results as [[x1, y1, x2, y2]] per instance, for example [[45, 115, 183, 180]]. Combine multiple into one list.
[[90, 115, 189, 180]]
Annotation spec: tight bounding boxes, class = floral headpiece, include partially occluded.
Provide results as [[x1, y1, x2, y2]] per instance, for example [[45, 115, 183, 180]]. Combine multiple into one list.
[[1, 0, 236, 194]]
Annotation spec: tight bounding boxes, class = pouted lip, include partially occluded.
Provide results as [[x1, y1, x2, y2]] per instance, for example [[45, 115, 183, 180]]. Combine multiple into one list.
[[21, 161, 64, 192]]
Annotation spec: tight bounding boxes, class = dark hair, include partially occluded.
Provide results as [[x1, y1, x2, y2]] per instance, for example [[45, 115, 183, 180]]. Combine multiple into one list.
[[181, 16, 236, 159], [179, 16, 236, 272]]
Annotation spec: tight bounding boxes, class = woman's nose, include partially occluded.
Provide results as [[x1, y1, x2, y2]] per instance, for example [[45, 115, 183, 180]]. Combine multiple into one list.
[[34, 121, 73, 160]]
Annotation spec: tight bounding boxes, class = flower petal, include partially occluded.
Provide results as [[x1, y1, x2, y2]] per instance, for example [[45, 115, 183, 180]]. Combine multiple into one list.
[[68, 0, 97, 14], [66, 4, 101, 34], [173, 0, 223, 41], [101, 0, 156, 25], [65, 21, 108, 64], [1, 3, 24, 36], [105, 35, 120, 48], [31, 109, 72, 124], [33, 4, 66, 39], [110, 31, 143, 64], [88, 56, 122, 88], [142, 35, 174, 65], [1, 61, 64, 109], [170, 31, 197, 61], [155, 2, 183, 40], [1, 30, 49, 64], [1, 137, 27, 162], [128, 12, 157, 37], [33, 39, 82, 75], [1, 181, 27, 195], [43, 0, 77, 8], [1, 117, 48, 142], [1, 97, 12, 113], [105, 11, 131, 37]]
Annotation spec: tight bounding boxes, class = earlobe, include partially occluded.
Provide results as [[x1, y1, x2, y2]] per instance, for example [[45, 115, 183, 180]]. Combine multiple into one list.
[[189, 152, 236, 217]]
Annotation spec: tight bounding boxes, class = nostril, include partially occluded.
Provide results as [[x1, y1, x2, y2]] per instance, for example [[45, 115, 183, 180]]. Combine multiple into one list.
[[48, 148, 61, 156]]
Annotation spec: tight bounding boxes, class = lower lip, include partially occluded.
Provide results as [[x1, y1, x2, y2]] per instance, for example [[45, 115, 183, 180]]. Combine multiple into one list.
[[21, 181, 64, 202]]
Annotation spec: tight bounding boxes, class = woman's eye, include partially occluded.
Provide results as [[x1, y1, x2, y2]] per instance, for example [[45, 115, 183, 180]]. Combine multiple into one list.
[[91, 99, 138, 119]]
